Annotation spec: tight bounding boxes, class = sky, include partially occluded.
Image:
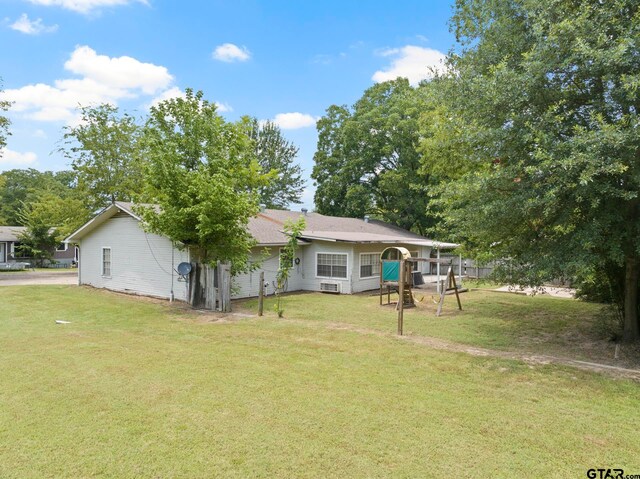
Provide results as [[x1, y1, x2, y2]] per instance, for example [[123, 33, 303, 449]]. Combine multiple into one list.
[[0, 0, 457, 210]]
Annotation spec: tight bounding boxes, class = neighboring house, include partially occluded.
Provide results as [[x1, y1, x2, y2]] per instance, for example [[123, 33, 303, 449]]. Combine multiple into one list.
[[65, 202, 457, 301], [0, 226, 26, 265], [0, 225, 77, 267]]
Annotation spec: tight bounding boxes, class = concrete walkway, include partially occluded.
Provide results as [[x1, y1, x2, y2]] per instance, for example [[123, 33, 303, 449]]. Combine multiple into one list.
[[0, 270, 77, 286]]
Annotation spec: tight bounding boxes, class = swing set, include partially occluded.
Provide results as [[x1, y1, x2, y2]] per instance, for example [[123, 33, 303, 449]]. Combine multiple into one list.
[[379, 246, 463, 335]]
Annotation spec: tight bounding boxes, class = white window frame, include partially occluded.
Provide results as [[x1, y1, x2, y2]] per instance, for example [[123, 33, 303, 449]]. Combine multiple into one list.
[[359, 252, 382, 279], [56, 242, 68, 252], [279, 247, 294, 270], [102, 247, 111, 278], [315, 252, 348, 280], [410, 251, 419, 272]]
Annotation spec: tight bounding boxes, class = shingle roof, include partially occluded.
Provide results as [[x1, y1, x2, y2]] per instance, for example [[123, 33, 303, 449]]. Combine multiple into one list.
[[66, 202, 457, 249], [0, 226, 26, 242], [253, 209, 457, 248]]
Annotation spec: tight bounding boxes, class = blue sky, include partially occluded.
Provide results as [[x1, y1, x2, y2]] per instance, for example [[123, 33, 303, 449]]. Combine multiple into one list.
[[0, 0, 456, 209]]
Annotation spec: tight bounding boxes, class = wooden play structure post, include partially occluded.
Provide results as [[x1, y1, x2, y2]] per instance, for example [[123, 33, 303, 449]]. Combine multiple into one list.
[[436, 266, 463, 316], [258, 271, 264, 316], [398, 259, 405, 335]]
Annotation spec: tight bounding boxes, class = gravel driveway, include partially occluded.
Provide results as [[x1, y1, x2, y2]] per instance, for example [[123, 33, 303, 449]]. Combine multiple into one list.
[[0, 271, 78, 286]]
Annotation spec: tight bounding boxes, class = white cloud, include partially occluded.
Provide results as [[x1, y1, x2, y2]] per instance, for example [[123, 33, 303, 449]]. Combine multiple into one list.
[[9, 13, 58, 34], [372, 45, 447, 86], [272, 112, 318, 130], [212, 43, 251, 63], [214, 102, 232, 113], [0, 148, 37, 166], [32, 129, 47, 138], [65, 45, 172, 95], [27, 0, 148, 14], [1, 45, 174, 122]]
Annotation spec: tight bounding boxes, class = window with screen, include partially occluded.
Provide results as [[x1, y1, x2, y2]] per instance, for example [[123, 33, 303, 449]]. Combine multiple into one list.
[[317, 253, 347, 279]]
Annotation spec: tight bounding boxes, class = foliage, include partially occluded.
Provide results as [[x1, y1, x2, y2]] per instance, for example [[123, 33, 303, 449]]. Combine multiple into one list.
[[0, 169, 78, 225], [431, 0, 640, 340], [138, 89, 271, 274], [0, 78, 10, 154], [61, 104, 144, 211], [249, 118, 305, 209], [16, 201, 60, 266], [23, 192, 91, 239], [312, 79, 434, 234], [273, 217, 306, 317]]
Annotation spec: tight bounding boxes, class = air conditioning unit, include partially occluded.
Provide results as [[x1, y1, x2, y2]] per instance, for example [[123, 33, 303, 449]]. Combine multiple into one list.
[[319, 281, 341, 294]]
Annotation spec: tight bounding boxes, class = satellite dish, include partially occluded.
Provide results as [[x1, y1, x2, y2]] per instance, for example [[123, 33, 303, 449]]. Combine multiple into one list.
[[177, 262, 192, 276]]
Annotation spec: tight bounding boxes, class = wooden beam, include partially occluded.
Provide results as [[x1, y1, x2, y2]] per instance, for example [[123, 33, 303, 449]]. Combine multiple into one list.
[[258, 271, 264, 316], [397, 259, 405, 335]]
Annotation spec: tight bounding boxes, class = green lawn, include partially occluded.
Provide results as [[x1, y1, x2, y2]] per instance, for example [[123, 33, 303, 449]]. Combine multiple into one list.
[[241, 288, 634, 367], [1, 286, 638, 478]]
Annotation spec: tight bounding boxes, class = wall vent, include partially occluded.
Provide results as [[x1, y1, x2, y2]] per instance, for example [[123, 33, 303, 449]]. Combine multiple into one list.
[[319, 281, 340, 293]]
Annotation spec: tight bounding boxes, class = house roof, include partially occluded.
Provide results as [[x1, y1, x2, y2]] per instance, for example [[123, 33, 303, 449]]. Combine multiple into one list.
[[0, 226, 26, 242], [255, 210, 457, 248], [65, 202, 458, 249]]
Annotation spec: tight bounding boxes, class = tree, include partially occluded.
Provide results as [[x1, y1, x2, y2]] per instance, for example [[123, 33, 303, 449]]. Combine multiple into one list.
[[273, 217, 306, 317], [432, 0, 640, 340], [0, 169, 78, 225], [15, 192, 91, 266], [249, 118, 305, 209], [312, 79, 433, 234], [61, 104, 144, 211], [137, 89, 271, 310], [0, 78, 10, 155], [16, 203, 59, 267]]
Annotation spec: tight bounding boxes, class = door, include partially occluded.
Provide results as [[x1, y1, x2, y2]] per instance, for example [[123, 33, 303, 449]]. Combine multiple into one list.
[[0, 242, 6, 263]]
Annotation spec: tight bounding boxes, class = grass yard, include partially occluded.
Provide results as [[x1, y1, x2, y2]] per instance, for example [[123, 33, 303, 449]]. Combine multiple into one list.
[[1, 286, 639, 478], [241, 288, 639, 369]]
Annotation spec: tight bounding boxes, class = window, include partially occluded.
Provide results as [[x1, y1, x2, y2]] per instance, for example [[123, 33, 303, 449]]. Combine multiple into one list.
[[410, 251, 419, 272], [56, 242, 68, 252], [360, 253, 381, 278], [279, 248, 294, 270], [102, 247, 111, 277], [317, 253, 347, 279]]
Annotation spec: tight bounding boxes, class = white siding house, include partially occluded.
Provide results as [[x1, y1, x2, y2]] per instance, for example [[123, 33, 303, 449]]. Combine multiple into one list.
[[66, 202, 457, 301], [67, 204, 189, 301]]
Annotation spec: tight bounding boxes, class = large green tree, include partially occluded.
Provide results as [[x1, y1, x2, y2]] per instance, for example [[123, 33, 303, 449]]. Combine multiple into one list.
[[431, 0, 640, 340], [249, 118, 305, 209], [0, 169, 77, 225], [61, 104, 144, 211], [312, 79, 433, 234], [137, 89, 271, 309]]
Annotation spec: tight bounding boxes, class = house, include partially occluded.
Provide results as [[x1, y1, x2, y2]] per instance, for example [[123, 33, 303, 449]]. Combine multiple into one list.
[[0, 226, 25, 266], [0, 225, 77, 268], [64, 202, 458, 301]]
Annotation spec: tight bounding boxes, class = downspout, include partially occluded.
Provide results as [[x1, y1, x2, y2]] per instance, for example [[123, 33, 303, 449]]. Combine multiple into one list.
[[77, 245, 81, 285], [170, 242, 175, 303]]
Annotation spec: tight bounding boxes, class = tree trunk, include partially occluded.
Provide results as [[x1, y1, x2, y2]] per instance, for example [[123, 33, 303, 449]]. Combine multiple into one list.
[[623, 255, 639, 342]]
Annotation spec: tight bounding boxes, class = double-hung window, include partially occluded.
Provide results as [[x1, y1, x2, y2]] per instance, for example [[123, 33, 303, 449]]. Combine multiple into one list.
[[102, 247, 111, 277], [360, 253, 381, 278], [316, 253, 347, 279], [410, 251, 419, 272]]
